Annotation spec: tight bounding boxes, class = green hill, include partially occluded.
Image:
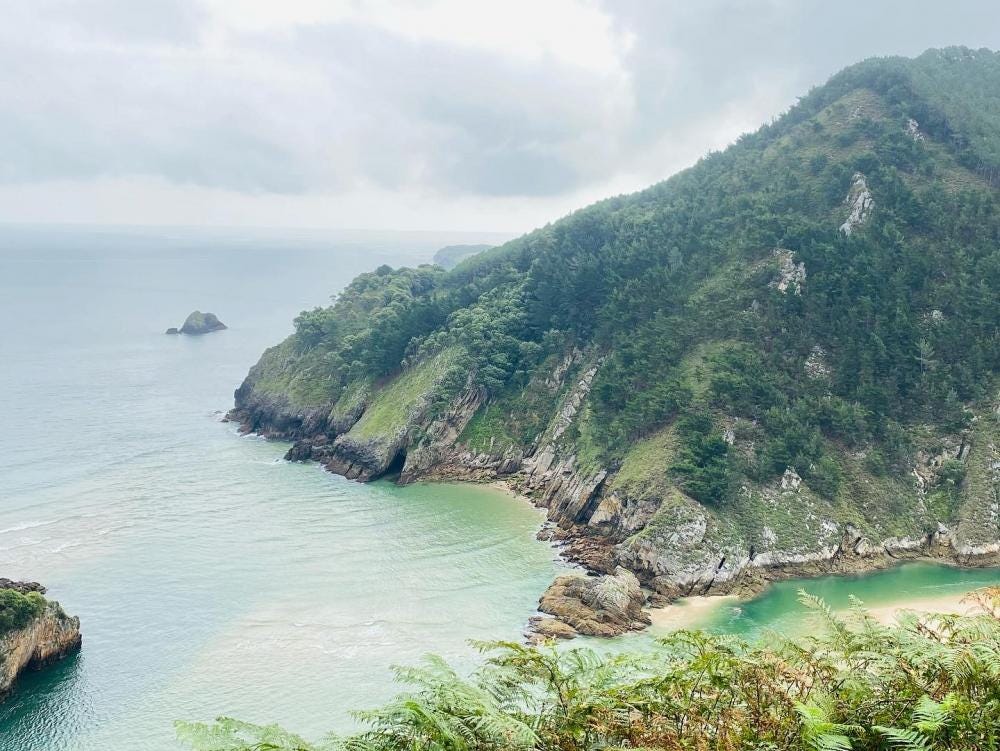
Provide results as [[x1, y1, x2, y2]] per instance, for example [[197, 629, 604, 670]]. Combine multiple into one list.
[[231, 48, 1000, 627], [432, 244, 494, 269]]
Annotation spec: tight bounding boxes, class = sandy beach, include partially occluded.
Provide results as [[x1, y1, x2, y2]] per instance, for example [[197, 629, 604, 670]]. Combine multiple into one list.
[[647, 595, 738, 631], [645, 588, 996, 635], [863, 591, 992, 624]]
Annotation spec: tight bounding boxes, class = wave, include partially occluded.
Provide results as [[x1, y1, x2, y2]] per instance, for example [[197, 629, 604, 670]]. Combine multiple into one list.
[[51, 540, 85, 554], [0, 519, 55, 535]]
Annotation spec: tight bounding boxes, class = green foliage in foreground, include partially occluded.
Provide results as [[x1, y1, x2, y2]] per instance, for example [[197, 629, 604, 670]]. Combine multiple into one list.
[[0, 588, 46, 634], [178, 588, 1000, 751]]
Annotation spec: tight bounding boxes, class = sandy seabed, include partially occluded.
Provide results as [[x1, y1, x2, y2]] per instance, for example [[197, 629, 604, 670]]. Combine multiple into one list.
[[647, 595, 738, 631], [645, 590, 993, 635]]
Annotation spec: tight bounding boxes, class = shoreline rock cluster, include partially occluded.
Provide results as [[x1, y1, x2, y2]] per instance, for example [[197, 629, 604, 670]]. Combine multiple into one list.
[[229, 362, 1000, 641], [531, 567, 650, 641]]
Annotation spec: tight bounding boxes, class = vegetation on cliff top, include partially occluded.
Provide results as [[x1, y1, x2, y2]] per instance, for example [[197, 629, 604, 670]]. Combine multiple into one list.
[[239, 48, 999, 538], [0, 588, 46, 635], [180, 588, 1000, 750]]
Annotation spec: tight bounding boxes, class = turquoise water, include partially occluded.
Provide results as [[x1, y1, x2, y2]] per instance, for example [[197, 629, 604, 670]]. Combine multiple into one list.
[[0, 227, 566, 750], [698, 562, 1000, 638], [0, 226, 996, 750], [632, 562, 1000, 645]]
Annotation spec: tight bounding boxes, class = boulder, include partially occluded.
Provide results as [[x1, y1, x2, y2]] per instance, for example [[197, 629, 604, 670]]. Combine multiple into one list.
[[536, 566, 649, 637], [526, 615, 578, 643]]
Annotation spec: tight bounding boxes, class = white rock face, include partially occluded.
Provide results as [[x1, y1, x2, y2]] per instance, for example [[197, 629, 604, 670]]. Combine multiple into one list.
[[591, 567, 642, 615], [772, 249, 806, 295], [804, 345, 831, 379], [780, 467, 802, 491], [906, 118, 924, 141], [839, 173, 874, 236]]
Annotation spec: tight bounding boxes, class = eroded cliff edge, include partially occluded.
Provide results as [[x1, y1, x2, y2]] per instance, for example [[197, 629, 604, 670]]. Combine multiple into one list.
[[229, 49, 1000, 638], [229, 338, 1000, 638], [0, 580, 81, 699]]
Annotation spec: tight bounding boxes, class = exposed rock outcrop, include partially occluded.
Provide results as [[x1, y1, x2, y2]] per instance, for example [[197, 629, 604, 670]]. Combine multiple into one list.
[[526, 615, 578, 643], [0, 584, 81, 700], [0, 579, 45, 595], [535, 567, 649, 638], [772, 249, 806, 295], [839, 172, 874, 235], [167, 310, 227, 335], [804, 345, 831, 379]]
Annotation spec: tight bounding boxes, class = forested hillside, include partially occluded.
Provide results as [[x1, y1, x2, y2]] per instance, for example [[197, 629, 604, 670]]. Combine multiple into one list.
[[432, 244, 494, 269], [232, 48, 1000, 631]]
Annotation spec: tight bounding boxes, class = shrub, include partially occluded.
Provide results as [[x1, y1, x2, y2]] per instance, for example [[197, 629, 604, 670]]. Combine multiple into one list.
[[806, 455, 843, 498], [937, 458, 966, 487], [0, 589, 46, 633], [670, 410, 732, 505]]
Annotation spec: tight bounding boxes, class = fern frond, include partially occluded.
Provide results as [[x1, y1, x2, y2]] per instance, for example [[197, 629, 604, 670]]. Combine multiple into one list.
[[873, 725, 931, 751]]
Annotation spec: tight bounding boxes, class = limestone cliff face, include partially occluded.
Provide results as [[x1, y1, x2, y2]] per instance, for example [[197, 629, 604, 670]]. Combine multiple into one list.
[[839, 172, 875, 235], [0, 593, 81, 699]]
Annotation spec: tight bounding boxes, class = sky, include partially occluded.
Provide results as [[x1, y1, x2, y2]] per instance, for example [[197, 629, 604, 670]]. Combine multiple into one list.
[[2, 0, 1000, 234]]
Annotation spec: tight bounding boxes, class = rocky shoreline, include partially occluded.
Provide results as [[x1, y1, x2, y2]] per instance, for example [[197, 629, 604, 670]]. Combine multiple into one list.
[[0, 580, 81, 700], [492, 477, 999, 641], [229, 411, 1000, 641], [227, 350, 1000, 637]]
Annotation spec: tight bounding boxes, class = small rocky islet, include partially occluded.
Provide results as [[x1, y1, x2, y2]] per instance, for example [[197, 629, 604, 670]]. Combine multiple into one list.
[[0, 579, 81, 701], [165, 310, 227, 335]]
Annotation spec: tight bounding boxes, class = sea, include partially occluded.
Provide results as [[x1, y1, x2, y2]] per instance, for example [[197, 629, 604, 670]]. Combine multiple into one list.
[[1, 224, 997, 750]]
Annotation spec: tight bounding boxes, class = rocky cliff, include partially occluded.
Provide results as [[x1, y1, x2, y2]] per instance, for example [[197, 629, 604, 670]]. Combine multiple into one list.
[[0, 581, 81, 699], [231, 48, 1000, 638], [232, 320, 1000, 636]]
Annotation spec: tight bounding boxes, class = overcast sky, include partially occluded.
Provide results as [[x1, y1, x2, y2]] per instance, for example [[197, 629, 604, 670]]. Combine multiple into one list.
[[3, 0, 999, 233]]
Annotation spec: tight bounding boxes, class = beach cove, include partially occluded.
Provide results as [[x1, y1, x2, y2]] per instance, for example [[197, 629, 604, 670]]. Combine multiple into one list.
[[2, 227, 999, 750]]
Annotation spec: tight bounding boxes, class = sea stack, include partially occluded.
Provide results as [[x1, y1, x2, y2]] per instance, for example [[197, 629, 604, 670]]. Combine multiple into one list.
[[166, 311, 227, 335], [0, 580, 81, 701]]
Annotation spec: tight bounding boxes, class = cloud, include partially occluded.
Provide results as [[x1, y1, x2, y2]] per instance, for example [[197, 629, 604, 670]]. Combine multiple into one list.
[[0, 0, 634, 197], [0, 0, 999, 230]]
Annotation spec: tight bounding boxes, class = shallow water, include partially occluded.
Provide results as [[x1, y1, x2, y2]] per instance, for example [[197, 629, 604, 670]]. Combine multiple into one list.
[[636, 562, 1000, 644], [0, 226, 997, 750], [0, 226, 567, 750]]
